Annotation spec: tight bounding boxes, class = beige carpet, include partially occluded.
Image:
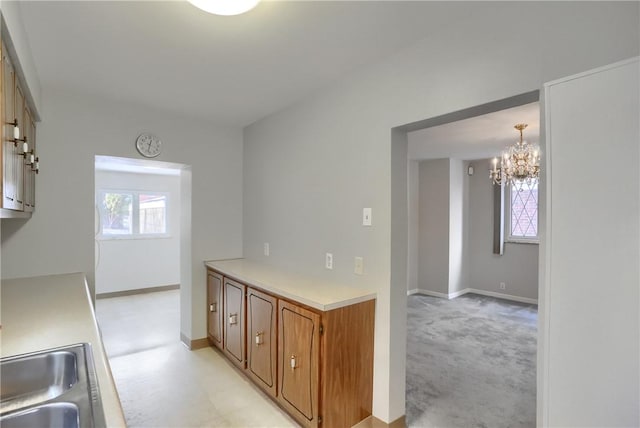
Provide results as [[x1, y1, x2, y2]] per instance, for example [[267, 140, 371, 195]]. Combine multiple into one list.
[[406, 293, 537, 428]]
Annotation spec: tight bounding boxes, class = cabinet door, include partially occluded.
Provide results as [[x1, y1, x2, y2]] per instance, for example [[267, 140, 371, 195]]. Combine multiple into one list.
[[2, 46, 18, 210], [278, 300, 320, 428], [12, 82, 24, 208], [29, 115, 36, 210], [247, 287, 277, 397], [223, 278, 246, 369], [22, 107, 34, 212], [206, 271, 224, 350]]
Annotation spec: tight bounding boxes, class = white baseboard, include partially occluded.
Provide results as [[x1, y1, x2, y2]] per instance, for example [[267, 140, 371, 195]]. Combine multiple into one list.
[[449, 288, 470, 299], [408, 287, 538, 305], [466, 288, 538, 305], [407, 289, 449, 299]]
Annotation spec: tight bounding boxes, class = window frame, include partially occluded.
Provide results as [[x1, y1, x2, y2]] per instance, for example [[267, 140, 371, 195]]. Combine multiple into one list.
[[504, 179, 539, 245], [97, 189, 170, 240]]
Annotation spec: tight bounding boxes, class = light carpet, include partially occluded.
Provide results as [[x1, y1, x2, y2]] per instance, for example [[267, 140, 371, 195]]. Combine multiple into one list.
[[406, 293, 537, 428]]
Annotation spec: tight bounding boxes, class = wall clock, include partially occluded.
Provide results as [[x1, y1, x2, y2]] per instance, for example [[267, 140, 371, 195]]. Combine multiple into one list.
[[135, 133, 162, 158]]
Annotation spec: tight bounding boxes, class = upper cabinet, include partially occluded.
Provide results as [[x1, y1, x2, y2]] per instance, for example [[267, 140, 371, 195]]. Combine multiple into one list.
[[1, 33, 39, 219]]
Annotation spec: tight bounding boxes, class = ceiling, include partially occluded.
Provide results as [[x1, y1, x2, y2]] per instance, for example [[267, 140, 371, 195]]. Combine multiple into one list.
[[17, 1, 474, 127], [407, 102, 541, 161]]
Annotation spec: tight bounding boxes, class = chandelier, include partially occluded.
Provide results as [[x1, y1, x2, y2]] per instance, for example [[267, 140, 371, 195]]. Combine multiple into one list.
[[490, 123, 540, 186]]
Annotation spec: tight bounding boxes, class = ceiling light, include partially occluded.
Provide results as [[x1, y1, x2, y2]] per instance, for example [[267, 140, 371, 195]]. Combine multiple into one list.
[[490, 123, 540, 186], [187, 0, 260, 16]]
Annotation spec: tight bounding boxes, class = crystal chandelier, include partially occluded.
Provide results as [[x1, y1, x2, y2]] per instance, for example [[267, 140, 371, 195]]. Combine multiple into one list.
[[490, 123, 540, 186]]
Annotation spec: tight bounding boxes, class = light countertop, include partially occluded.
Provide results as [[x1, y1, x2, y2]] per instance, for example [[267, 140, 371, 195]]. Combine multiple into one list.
[[204, 259, 376, 311], [0, 273, 126, 427]]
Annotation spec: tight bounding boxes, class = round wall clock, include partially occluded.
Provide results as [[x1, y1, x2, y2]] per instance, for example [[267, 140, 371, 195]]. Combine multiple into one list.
[[135, 133, 162, 158]]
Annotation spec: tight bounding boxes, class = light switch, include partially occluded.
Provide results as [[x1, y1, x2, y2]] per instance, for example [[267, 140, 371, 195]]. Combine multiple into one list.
[[264, 243, 270, 256], [325, 253, 333, 270], [354, 257, 364, 275], [363, 208, 372, 226]]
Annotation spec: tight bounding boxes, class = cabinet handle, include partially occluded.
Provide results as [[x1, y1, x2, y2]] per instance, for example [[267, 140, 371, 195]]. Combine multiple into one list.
[[229, 313, 238, 325], [290, 355, 297, 370], [209, 302, 217, 313], [255, 331, 264, 346]]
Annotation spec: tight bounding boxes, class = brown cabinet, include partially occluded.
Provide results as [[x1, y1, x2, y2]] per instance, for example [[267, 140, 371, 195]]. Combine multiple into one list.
[[1, 38, 37, 217], [23, 108, 36, 212], [206, 271, 224, 350], [223, 278, 246, 369], [206, 266, 375, 428], [2, 43, 19, 211], [247, 287, 277, 398], [278, 299, 321, 428]]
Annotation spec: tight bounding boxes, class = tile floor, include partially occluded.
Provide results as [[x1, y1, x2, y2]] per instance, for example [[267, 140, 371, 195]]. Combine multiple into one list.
[[95, 290, 298, 427]]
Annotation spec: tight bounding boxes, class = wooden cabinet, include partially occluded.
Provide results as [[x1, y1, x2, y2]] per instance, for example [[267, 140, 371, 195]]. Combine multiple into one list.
[[2, 43, 19, 211], [1, 36, 38, 218], [206, 266, 375, 427], [206, 271, 223, 350], [247, 287, 277, 398], [223, 278, 246, 369], [23, 108, 36, 212], [278, 299, 321, 427]]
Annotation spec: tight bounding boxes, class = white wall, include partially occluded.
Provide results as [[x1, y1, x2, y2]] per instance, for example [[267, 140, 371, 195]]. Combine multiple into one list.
[[95, 170, 181, 294], [544, 58, 639, 427], [417, 159, 450, 295], [467, 159, 539, 300], [407, 160, 419, 292], [448, 159, 465, 294], [0, 87, 243, 343], [243, 2, 638, 422]]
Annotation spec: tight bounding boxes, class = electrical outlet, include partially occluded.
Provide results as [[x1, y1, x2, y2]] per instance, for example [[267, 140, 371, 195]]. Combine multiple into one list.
[[500, 282, 506, 290], [325, 253, 333, 270], [354, 257, 364, 275], [263, 243, 270, 256]]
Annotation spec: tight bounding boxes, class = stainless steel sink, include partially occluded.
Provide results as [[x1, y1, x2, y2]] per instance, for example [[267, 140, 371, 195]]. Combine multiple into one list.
[[0, 402, 79, 428], [0, 344, 106, 428], [0, 350, 78, 412]]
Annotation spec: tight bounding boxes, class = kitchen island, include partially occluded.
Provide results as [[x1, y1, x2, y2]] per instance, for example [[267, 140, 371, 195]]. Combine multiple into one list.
[[1, 273, 126, 427]]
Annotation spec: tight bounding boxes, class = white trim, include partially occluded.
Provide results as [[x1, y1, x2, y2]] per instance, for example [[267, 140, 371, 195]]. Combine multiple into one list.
[[448, 288, 469, 299], [407, 289, 449, 299], [407, 287, 538, 305], [466, 288, 538, 305], [540, 81, 553, 428], [543, 56, 639, 89]]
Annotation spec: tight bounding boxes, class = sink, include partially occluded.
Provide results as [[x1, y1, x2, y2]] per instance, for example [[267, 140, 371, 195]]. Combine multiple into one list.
[[0, 350, 78, 412], [0, 403, 79, 428], [0, 344, 106, 428]]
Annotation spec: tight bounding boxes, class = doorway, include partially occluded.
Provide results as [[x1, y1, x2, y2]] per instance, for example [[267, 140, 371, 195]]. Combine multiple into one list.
[[94, 155, 184, 297], [391, 91, 542, 427]]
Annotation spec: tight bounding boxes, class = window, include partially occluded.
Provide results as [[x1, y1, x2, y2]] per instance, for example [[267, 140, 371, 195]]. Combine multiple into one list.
[[98, 190, 168, 239], [506, 179, 538, 243]]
